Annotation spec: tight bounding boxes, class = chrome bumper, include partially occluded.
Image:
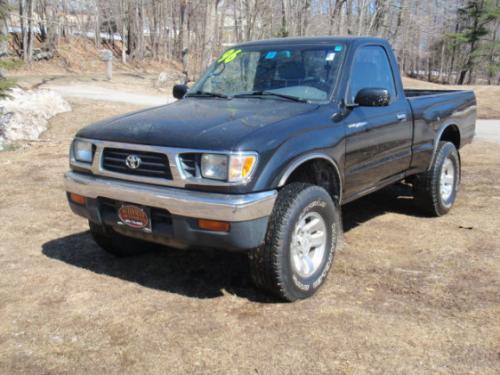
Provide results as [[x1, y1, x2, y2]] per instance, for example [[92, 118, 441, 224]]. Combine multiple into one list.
[[64, 171, 277, 222]]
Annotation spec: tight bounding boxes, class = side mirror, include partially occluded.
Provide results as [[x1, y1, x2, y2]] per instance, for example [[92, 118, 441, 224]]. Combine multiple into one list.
[[173, 84, 188, 99], [355, 88, 390, 107]]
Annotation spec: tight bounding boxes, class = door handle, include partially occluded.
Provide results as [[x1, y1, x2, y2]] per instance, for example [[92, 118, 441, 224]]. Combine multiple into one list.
[[347, 121, 368, 129], [397, 113, 407, 121]]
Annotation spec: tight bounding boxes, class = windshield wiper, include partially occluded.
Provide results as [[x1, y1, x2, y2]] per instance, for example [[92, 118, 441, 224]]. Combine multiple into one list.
[[233, 91, 309, 103], [185, 90, 229, 99]]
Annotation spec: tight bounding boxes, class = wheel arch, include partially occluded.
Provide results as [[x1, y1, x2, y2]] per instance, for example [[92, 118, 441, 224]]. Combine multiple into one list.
[[428, 123, 461, 171], [277, 153, 343, 203]]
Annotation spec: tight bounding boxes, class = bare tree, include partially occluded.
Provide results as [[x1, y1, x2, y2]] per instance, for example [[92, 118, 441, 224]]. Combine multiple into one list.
[[8, 0, 499, 85], [0, 0, 9, 56]]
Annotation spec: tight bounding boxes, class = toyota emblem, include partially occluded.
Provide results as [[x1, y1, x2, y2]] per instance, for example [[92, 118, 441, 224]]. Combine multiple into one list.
[[125, 154, 142, 169]]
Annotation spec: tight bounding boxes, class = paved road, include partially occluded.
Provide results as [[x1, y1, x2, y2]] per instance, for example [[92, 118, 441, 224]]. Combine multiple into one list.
[[476, 120, 500, 142], [45, 84, 499, 143]]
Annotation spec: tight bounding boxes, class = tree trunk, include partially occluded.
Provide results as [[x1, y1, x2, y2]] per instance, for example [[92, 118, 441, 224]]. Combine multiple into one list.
[[461, 1, 482, 85], [127, 0, 136, 58], [345, 0, 353, 35], [438, 41, 446, 82], [0, 0, 9, 56], [459, 40, 476, 85], [357, 0, 367, 35], [20, 0, 27, 60], [216, 0, 226, 53], [177, 0, 187, 58], [120, 0, 127, 63], [137, 0, 144, 60], [150, 0, 159, 60], [487, 18, 498, 84], [26, 0, 35, 63], [447, 8, 460, 84], [337, 0, 346, 35], [95, 1, 101, 48], [46, 3, 58, 54], [280, 0, 287, 36], [457, 70, 468, 85], [427, 55, 432, 82], [302, 0, 311, 36]]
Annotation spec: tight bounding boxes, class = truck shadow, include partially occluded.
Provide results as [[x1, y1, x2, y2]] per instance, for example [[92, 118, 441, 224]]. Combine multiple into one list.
[[42, 183, 422, 302], [342, 182, 426, 232], [42, 233, 269, 302]]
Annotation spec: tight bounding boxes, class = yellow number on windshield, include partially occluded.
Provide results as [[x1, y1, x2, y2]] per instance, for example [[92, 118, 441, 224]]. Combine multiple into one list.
[[218, 49, 242, 64]]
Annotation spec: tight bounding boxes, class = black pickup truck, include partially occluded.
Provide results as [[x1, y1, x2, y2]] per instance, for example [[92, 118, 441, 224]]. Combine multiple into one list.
[[65, 37, 476, 301]]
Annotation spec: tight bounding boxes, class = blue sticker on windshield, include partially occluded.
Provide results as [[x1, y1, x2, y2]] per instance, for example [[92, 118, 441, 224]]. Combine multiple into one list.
[[334, 45, 343, 52], [265, 51, 277, 59]]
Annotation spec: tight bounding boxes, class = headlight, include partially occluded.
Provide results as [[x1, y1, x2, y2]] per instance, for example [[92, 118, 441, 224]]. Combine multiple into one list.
[[199, 153, 258, 182], [201, 154, 228, 180], [73, 139, 93, 163]]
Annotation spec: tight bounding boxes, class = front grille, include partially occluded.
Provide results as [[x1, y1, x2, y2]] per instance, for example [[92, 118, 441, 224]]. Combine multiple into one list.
[[178, 153, 201, 178], [102, 148, 172, 179]]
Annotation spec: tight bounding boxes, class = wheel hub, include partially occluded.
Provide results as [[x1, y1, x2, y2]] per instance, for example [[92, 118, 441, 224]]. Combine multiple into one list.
[[290, 212, 327, 278], [440, 157, 455, 203]]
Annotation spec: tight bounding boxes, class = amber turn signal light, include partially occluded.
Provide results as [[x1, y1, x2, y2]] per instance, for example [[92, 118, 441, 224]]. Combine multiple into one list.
[[198, 219, 230, 232], [69, 193, 86, 205]]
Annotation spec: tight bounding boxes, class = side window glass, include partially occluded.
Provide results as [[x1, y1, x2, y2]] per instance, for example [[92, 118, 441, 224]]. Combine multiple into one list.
[[349, 46, 397, 103]]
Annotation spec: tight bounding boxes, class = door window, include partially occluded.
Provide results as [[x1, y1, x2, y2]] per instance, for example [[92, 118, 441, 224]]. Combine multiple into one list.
[[348, 46, 397, 103]]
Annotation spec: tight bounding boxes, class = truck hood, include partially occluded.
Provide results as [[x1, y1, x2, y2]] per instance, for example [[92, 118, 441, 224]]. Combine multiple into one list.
[[76, 98, 318, 150]]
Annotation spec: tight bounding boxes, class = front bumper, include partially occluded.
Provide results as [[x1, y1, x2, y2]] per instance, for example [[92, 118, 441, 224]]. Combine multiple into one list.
[[64, 171, 277, 250]]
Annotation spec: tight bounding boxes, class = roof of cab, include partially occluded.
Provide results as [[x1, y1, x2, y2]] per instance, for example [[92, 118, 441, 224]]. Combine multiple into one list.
[[235, 36, 387, 48]]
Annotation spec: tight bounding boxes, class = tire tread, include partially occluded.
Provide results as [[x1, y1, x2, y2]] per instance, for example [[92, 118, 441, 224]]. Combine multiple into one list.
[[413, 141, 460, 216], [249, 183, 338, 301]]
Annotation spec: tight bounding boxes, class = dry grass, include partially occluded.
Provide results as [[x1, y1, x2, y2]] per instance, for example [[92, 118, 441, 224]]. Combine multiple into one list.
[[0, 99, 499, 374], [403, 77, 500, 119], [9, 38, 182, 78]]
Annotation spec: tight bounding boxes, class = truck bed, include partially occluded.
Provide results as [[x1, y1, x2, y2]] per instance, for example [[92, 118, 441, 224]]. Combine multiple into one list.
[[405, 88, 476, 174], [404, 89, 476, 145]]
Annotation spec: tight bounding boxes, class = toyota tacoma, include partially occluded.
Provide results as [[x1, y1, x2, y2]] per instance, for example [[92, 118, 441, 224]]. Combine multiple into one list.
[[65, 37, 476, 301]]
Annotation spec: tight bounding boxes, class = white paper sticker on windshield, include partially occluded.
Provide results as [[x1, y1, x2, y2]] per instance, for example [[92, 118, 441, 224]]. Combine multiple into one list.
[[326, 52, 335, 62]]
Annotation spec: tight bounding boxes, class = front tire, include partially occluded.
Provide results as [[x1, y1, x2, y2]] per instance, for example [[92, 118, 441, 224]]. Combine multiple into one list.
[[413, 141, 460, 216], [249, 183, 342, 301]]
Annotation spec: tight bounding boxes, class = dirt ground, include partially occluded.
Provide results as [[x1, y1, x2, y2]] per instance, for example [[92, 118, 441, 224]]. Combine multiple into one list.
[[0, 98, 499, 374], [8, 38, 182, 78]]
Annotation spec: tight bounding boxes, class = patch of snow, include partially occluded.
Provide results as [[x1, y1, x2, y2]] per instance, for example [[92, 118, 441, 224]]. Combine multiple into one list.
[[0, 88, 71, 150]]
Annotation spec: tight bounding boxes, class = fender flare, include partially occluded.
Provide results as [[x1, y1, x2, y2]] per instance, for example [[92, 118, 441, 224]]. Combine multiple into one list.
[[428, 123, 461, 171], [277, 152, 343, 203]]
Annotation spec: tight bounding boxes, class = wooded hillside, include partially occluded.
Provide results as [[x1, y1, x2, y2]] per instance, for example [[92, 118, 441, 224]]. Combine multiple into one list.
[[4, 0, 500, 84]]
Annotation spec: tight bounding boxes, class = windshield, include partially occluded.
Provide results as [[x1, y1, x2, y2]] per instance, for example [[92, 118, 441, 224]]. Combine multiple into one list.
[[190, 44, 346, 102]]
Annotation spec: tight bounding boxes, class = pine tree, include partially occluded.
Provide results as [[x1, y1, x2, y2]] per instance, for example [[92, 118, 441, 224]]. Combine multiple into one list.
[[449, 0, 500, 84]]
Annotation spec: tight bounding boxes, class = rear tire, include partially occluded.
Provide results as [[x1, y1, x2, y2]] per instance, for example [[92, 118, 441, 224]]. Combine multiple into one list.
[[413, 141, 460, 216], [249, 183, 342, 301], [88, 221, 149, 257]]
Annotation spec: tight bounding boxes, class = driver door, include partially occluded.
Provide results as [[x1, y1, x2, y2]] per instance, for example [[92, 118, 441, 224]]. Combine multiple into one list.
[[343, 45, 412, 197]]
